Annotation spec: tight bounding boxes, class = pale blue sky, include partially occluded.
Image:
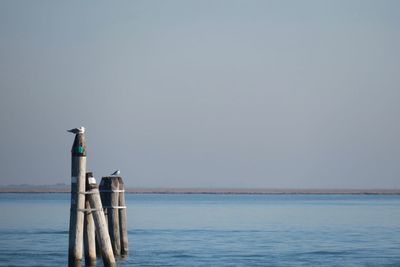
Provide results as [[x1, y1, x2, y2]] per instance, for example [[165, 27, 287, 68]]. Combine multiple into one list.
[[0, 0, 399, 188]]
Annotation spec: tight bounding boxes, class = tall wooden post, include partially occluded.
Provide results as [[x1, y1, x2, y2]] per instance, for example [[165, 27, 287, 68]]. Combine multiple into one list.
[[118, 176, 128, 256], [84, 173, 96, 266], [68, 133, 87, 267], [86, 173, 116, 267]]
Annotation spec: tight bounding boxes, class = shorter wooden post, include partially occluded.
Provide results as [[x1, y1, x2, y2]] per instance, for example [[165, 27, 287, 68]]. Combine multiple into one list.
[[101, 177, 121, 256], [118, 176, 128, 256], [109, 177, 121, 256], [86, 174, 116, 267], [84, 173, 96, 266]]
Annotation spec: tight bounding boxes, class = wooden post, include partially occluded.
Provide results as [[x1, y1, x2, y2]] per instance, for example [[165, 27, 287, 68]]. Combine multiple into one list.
[[84, 173, 96, 266], [100, 177, 118, 255], [86, 174, 116, 267], [99, 178, 109, 227], [101, 176, 129, 257], [68, 133, 87, 267], [109, 177, 121, 256], [118, 176, 128, 256]]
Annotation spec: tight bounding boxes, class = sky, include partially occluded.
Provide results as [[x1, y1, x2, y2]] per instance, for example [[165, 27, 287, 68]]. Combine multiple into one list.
[[0, 0, 399, 189]]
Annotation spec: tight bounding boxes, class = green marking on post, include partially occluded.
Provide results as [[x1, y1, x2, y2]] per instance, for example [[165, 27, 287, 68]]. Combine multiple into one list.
[[75, 146, 84, 154]]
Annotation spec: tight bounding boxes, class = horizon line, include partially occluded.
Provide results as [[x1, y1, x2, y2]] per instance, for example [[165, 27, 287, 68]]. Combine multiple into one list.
[[0, 185, 399, 194]]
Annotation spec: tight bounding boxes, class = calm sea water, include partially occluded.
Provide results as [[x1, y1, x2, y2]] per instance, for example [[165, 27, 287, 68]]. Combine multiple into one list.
[[0, 193, 399, 266]]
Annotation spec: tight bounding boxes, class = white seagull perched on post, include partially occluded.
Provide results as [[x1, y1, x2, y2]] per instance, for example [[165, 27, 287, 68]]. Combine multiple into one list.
[[67, 126, 85, 134], [111, 170, 121, 176]]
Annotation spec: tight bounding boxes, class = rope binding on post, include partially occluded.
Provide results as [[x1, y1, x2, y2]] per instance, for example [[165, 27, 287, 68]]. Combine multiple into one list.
[[102, 206, 127, 209]]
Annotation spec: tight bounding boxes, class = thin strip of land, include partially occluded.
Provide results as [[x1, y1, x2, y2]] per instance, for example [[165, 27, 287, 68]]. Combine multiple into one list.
[[0, 186, 399, 194]]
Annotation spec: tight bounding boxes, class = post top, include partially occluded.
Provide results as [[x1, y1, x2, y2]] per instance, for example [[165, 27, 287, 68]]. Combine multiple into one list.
[[71, 133, 87, 157]]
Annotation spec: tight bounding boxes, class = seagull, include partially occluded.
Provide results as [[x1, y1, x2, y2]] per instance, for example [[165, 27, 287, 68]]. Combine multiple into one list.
[[67, 126, 85, 134], [111, 170, 121, 176]]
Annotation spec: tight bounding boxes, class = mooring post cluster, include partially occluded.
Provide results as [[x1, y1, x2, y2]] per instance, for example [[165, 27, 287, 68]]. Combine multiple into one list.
[[68, 128, 128, 267]]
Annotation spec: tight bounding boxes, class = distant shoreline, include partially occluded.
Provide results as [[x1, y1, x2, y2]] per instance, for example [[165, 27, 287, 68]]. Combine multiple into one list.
[[0, 187, 399, 195]]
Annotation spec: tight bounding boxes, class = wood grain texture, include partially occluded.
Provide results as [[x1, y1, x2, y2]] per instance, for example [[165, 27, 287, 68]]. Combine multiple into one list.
[[68, 133, 86, 267], [87, 181, 116, 267], [118, 176, 129, 256]]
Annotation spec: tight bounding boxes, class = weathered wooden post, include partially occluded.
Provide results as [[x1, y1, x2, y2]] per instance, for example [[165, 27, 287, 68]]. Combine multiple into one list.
[[118, 176, 128, 256], [86, 173, 116, 267], [100, 177, 121, 256], [100, 176, 128, 257], [68, 128, 87, 267], [84, 173, 96, 266], [110, 177, 121, 256]]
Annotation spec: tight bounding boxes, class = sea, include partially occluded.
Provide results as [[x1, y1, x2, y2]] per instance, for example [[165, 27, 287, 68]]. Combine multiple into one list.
[[0, 193, 399, 266]]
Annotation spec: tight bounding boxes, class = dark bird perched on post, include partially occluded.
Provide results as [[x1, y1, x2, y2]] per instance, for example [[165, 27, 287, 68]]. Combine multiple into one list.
[[111, 170, 120, 176], [67, 126, 85, 134]]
